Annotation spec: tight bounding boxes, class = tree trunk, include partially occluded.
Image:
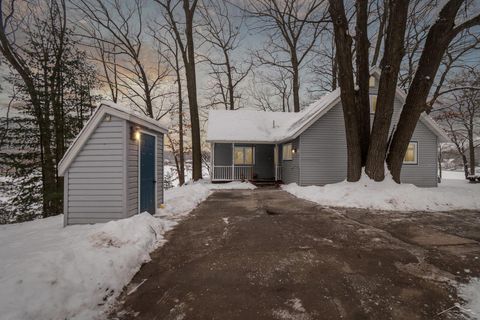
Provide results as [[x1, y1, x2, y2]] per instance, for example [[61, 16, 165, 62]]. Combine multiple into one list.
[[365, 0, 409, 181], [183, 1, 202, 181], [328, 0, 362, 181], [462, 153, 469, 179], [387, 0, 467, 182], [468, 129, 475, 176], [224, 51, 235, 110], [292, 53, 300, 112], [175, 58, 185, 186], [354, 0, 370, 166]]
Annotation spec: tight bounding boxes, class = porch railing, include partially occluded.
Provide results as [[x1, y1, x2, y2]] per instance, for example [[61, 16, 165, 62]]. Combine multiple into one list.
[[212, 165, 254, 181]]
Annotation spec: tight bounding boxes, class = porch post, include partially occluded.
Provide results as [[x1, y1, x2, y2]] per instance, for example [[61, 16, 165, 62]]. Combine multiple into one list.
[[231, 143, 235, 181], [211, 143, 214, 180], [274, 144, 278, 181]]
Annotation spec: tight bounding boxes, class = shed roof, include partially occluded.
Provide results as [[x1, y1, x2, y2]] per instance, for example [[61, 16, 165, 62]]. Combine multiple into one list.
[[58, 102, 168, 176], [206, 87, 450, 144]]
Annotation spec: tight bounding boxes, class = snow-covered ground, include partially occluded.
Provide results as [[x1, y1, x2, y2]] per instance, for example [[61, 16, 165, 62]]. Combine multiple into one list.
[[458, 278, 480, 320], [283, 171, 480, 212], [0, 180, 255, 320]]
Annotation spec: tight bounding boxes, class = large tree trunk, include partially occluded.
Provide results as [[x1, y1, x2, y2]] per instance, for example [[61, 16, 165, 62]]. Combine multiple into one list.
[[328, 0, 362, 181], [292, 53, 301, 113], [175, 58, 185, 186], [387, 0, 468, 182], [354, 0, 370, 166], [365, 0, 409, 181], [224, 51, 235, 110], [468, 129, 475, 176], [183, 0, 202, 181]]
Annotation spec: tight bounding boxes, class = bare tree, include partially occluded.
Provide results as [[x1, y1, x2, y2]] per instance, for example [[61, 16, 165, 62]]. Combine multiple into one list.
[[156, 0, 202, 181], [328, 0, 480, 182], [199, 0, 251, 110], [244, 0, 328, 112], [434, 68, 480, 177], [151, 24, 187, 185], [74, 0, 171, 119], [0, 0, 98, 216]]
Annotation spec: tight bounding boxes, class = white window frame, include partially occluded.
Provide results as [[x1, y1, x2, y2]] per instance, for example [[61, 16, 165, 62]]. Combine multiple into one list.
[[370, 95, 377, 113], [283, 143, 293, 161], [403, 141, 418, 165], [234, 146, 255, 165]]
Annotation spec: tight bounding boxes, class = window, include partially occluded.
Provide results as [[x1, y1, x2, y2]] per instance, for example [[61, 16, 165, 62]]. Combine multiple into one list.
[[283, 143, 293, 161], [370, 95, 377, 113], [403, 142, 418, 164], [234, 146, 254, 165], [369, 76, 376, 88]]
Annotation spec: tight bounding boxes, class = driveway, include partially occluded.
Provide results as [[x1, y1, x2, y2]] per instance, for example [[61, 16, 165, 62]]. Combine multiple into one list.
[[111, 188, 480, 320]]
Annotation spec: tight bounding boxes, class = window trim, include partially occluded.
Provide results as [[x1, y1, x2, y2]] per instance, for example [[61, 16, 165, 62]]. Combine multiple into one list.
[[234, 146, 255, 165], [369, 76, 376, 88], [283, 143, 293, 161], [403, 141, 418, 165]]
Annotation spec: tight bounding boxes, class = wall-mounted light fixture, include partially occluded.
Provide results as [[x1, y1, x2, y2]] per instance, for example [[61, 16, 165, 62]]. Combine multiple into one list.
[[292, 147, 297, 154], [130, 126, 141, 141]]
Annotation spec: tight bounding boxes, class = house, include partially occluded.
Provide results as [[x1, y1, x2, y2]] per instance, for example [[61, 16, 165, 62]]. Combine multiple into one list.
[[58, 102, 167, 225], [206, 71, 449, 187]]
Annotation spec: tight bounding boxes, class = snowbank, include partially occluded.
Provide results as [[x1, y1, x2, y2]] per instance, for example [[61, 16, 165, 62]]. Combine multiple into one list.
[[0, 180, 255, 320], [282, 172, 480, 211], [458, 278, 480, 319]]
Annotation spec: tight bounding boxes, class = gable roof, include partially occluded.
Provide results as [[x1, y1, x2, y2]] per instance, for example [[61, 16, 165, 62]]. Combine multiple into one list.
[[58, 101, 168, 176], [207, 86, 450, 144]]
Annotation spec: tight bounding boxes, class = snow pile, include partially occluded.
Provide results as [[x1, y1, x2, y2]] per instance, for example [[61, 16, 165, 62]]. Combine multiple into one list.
[[0, 180, 255, 320], [0, 213, 167, 320], [458, 278, 480, 319], [282, 172, 480, 211]]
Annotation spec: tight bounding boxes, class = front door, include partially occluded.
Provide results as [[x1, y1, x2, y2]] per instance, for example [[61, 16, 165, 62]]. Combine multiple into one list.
[[139, 133, 156, 214], [255, 144, 275, 180]]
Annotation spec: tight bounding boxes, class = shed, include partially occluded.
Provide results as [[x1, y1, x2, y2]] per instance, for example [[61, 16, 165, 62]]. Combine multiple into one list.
[[58, 102, 168, 226]]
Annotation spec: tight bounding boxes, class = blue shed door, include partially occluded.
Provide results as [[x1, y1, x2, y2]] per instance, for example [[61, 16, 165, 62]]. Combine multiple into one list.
[[139, 133, 156, 215]]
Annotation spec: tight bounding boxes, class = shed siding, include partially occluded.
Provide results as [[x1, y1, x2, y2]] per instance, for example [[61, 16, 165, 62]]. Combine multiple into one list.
[[66, 115, 125, 224], [157, 133, 164, 205], [127, 131, 139, 217], [126, 124, 164, 217], [298, 96, 438, 187], [281, 138, 300, 184]]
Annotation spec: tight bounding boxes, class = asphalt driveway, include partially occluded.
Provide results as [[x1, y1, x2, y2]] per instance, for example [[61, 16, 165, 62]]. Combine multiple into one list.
[[111, 188, 480, 320]]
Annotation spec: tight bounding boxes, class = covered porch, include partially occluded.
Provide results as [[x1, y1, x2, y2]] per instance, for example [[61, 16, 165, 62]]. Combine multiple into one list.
[[211, 142, 283, 182]]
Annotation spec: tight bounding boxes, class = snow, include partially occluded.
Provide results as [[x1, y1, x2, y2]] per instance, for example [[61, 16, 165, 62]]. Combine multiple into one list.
[[206, 89, 340, 143], [206, 87, 449, 143], [282, 171, 480, 212], [0, 180, 255, 320], [458, 278, 480, 320]]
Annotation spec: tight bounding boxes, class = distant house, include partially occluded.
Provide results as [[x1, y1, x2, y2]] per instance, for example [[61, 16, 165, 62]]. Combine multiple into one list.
[[206, 70, 449, 187], [59, 102, 167, 225]]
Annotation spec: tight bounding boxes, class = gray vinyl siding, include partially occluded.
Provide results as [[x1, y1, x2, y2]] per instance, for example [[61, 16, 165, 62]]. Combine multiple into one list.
[[298, 94, 438, 187], [127, 130, 139, 217], [281, 138, 300, 184], [299, 107, 347, 185], [126, 124, 164, 217], [66, 115, 125, 224], [157, 133, 164, 204], [400, 122, 438, 187]]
